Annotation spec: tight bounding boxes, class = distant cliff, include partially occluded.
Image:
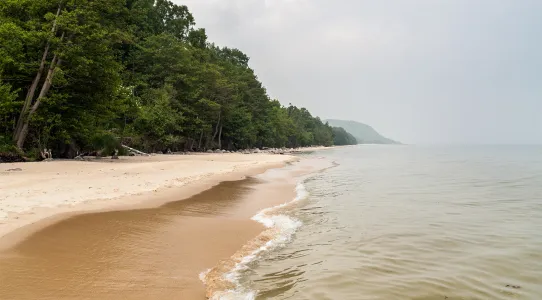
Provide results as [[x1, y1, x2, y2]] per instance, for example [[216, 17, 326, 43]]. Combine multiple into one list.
[[326, 120, 400, 144]]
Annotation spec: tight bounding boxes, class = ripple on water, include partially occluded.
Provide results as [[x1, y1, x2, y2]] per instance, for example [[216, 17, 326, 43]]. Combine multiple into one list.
[[233, 146, 542, 300]]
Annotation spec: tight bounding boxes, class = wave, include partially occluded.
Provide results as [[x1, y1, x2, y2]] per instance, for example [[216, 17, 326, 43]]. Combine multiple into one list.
[[200, 182, 309, 300]]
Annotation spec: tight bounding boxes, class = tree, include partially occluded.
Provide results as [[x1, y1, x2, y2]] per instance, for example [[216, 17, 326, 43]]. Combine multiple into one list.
[[332, 127, 357, 145], [6, 0, 129, 149], [0, 0, 338, 158]]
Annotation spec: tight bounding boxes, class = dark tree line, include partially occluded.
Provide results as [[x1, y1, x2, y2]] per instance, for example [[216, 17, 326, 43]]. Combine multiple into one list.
[[0, 0, 356, 158], [332, 127, 357, 146]]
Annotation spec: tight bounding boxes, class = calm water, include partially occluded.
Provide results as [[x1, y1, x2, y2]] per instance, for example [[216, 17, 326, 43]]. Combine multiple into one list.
[[238, 145, 542, 299]]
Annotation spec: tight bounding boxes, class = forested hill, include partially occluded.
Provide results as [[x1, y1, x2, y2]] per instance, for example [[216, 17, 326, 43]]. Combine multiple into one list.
[[0, 0, 354, 159], [326, 120, 400, 144]]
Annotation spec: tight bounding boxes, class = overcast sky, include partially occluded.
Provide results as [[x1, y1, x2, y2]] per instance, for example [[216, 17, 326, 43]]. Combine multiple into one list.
[[177, 0, 541, 144]]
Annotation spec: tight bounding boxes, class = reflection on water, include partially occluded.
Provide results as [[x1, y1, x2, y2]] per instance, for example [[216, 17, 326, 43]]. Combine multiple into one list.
[[243, 145, 542, 299]]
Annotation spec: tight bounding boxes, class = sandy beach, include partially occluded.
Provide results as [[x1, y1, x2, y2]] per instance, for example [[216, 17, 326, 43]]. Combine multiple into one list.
[[0, 153, 296, 240], [0, 152, 330, 299]]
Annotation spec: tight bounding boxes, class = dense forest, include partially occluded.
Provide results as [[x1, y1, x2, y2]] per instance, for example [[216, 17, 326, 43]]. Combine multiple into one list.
[[0, 0, 356, 159], [332, 127, 357, 146]]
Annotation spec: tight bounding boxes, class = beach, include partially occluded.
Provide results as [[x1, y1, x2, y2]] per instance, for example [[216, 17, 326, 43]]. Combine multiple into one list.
[[0, 153, 296, 240], [0, 152, 329, 299]]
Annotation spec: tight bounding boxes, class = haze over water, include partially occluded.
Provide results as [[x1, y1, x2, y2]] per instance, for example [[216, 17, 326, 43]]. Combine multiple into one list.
[[241, 145, 542, 299]]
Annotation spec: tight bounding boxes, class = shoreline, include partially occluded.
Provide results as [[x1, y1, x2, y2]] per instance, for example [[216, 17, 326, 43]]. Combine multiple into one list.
[[0, 153, 298, 245], [201, 180, 308, 299], [0, 153, 332, 299]]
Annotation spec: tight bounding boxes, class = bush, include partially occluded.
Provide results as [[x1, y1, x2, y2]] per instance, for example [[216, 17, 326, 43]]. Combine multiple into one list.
[[90, 131, 122, 156], [0, 135, 27, 162]]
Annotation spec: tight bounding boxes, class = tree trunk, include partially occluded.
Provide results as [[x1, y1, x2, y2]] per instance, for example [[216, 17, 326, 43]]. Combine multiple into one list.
[[189, 138, 195, 151], [218, 124, 223, 149], [13, 5, 62, 143], [212, 110, 221, 143], [16, 55, 62, 149], [204, 135, 210, 150], [198, 130, 204, 150]]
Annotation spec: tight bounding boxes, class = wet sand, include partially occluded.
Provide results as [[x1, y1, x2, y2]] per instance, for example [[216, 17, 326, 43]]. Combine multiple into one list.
[[0, 158, 325, 299]]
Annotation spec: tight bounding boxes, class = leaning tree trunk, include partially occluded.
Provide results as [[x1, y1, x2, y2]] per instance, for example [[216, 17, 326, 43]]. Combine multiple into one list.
[[13, 5, 62, 143], [16, 54, 61, 149]]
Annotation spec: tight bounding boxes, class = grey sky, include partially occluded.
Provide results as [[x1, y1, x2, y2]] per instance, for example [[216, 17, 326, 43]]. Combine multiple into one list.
[[177, 0, 542, 144]]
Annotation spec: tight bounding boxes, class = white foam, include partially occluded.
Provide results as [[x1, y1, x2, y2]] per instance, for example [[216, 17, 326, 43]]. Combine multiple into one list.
[[202, 181, 309, 300], [199, 268, 211, 282]]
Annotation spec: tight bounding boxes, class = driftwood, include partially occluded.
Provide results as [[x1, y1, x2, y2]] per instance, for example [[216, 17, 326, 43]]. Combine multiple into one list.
[[121, 145, 149, 156], [111, 149, 119, 159], [40, 148, 53, 159]]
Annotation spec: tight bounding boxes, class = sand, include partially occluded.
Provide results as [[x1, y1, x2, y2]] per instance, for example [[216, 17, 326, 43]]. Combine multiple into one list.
[[0, 148, 336, 299], [0, 153, 296, 240], [0, 153, 331, 300]]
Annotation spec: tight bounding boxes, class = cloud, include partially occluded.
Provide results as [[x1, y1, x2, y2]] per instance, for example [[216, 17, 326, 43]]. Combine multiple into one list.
[[175, 0, 542, 144]]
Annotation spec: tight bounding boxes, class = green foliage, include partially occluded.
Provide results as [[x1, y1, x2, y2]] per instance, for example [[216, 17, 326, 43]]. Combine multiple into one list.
[[0, 0, 339, 158], [90, 131, 121, 156], [133, 85, 184, 151], [332, 127, 358, 146], [0, 134, 28, 162], [0, 135, 17, 153], [0, 83, 20, 133]]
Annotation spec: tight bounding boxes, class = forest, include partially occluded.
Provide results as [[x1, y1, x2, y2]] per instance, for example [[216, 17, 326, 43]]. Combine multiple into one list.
[[0, 0, 356, 160]]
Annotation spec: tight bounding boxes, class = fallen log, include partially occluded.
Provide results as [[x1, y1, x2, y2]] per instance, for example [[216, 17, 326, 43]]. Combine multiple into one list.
[[121, 145, 149, 156]]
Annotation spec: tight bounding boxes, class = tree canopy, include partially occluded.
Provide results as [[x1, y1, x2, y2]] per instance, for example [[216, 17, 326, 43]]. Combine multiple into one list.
[[332, 127, 358, 146], [0, 0, 353, 158]]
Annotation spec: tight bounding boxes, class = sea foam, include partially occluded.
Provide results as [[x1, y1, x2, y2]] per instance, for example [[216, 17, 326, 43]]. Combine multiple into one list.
[[201, 181, 309, 300]]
